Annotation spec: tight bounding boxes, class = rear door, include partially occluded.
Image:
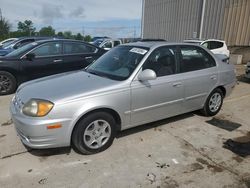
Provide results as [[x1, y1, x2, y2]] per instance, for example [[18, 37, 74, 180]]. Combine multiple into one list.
[[62, 41, 100, 71], [178, 45, 218, 112], [20, 41, 63, 81]]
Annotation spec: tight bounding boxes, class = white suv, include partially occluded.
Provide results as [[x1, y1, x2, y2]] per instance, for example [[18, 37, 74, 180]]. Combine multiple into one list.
[[184, 39, 230, 57]]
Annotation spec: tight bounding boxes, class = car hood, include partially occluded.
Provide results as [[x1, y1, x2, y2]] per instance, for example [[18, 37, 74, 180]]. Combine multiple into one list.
[[17, 71, 121, 104]]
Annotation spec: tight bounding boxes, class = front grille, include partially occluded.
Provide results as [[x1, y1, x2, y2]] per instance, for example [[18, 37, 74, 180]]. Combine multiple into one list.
[[13, 94, 24, 110]]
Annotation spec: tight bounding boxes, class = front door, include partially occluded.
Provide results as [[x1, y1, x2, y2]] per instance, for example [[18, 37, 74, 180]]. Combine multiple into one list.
[[130, 46, 184, 126], [20, 41, 63, 81]]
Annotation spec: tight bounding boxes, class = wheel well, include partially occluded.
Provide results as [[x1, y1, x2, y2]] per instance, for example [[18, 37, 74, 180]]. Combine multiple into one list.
[[73, 108, 122, 132], [217, 86, 226, 97]]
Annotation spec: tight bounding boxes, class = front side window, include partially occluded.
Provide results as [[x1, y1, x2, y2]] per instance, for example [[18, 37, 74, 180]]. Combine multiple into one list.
[[32, 42, 62, 57], [142, 46, 177, 77], [64, 42, 96, 54], [102, 41, 112, 48], [86, 46, 148, 80], [179, 46, 216, 73]]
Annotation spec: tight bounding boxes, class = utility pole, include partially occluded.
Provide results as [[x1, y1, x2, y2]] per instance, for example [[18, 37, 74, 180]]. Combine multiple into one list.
[[133, 26, 136, 39], [0, 8, 2, 21]]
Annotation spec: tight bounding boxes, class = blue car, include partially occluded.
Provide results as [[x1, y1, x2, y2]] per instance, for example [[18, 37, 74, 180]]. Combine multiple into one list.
[[0, 37, 53, 56]]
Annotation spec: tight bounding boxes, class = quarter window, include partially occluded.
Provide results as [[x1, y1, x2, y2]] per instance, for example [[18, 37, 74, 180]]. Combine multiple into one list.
[[32, 42, 62, 57], [143, 46, 177, 77], [64, 42, 96, 54], [179, 46, 216, 73]]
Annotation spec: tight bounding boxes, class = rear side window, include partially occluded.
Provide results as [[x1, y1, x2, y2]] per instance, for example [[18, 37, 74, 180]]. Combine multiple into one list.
[[202, 41, 223, 50], [64, 42, 96, 54], [179, 46, 216, 73], [209, 41, 224, 49], [114, 41, 121, 47]]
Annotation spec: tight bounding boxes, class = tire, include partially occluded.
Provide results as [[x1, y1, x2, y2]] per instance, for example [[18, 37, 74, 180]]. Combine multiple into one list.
[[72, 112, 116, 154], [0, 71, 17, 95], [201, 88, 224, 116]]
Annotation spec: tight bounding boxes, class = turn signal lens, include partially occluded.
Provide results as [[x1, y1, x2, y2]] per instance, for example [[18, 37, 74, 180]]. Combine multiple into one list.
[[37, 101, 54, 117]]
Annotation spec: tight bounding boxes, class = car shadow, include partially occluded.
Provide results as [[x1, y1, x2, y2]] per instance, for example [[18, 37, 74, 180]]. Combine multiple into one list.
[[27, 146, 72, 157], [237, 75, 250, 84], [116, 112, 195, 138]]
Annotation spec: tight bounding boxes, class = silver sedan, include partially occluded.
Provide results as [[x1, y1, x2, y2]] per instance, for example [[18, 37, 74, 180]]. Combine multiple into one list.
[[10, 42, 236, 154]]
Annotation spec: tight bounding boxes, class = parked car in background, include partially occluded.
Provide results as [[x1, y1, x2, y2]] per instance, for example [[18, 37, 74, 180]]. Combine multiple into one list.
[[93, 38, 122, 51], [91, 36, 109, 42], [0, 37, 52, 56], [0, 39, 105, 95], [245, 61, 250, 79], [10, 42, 236, 154], [184, 39, 230, 57], [0, 38, 18, 48]]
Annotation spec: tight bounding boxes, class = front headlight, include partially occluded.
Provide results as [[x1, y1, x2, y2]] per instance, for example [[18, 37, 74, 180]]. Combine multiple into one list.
[[22, 99, 54, 117]]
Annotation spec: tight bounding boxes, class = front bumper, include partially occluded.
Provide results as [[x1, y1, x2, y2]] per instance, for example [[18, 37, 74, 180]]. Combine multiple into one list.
[[10, 101, 72, 149]]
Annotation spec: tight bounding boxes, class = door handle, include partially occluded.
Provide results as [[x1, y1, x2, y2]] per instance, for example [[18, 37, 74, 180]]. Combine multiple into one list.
[[84, 56, 93, 60], [172, 82, 182, 87], [210, 75, 217, 80], [53, 59, 62, 63]]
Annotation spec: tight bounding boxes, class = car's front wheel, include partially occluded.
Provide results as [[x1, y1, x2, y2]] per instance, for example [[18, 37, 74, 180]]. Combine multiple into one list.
[[0, 71, 17, 95], [201, 88, 224, 116], [72, 112, 116, 154]]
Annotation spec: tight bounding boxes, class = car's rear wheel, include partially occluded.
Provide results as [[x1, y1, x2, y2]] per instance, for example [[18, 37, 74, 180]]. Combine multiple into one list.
[[72, 112, 116, 154], [201, 88, 224, 116], [0, 71, 17, 95]]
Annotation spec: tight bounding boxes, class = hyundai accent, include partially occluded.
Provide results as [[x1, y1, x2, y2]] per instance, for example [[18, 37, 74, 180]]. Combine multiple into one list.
[[10, 42, 236, 154]]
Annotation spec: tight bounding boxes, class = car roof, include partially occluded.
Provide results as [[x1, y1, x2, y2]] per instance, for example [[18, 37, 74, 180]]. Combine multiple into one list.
[[123, 41, 201, 49], [34, 39, 92, 44]]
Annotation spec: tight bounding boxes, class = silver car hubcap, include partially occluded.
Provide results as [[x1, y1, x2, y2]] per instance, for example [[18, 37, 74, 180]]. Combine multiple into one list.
[[83, 120, 111, 149], [0, 75, 11, 93], [209, 93, 222, 112]]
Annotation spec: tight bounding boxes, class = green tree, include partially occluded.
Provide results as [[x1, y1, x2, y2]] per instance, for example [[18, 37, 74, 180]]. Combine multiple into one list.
[[17, 20, 36, 36], [63, 31, 73, 39], [75, 33, 83, 40], [84, 35, 92, 42], [57, 31, 64, 37], [0, 15, 11, 40], [39, 26, 55, 36]]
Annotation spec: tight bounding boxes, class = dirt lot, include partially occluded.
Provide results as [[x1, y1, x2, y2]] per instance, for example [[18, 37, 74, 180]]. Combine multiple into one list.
[[0, 65, 250, 188]]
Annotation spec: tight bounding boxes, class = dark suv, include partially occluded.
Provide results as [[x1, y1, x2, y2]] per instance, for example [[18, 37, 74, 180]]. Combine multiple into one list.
[[0, 39, 106, 95]]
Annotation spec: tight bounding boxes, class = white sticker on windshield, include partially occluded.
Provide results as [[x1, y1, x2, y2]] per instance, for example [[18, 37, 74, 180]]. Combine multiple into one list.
[[130, 48, 148, 55], [31, 42, 38, 45]]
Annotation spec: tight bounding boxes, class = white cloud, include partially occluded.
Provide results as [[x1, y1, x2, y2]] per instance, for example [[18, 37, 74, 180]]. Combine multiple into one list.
[[0, 0, 142, 23]]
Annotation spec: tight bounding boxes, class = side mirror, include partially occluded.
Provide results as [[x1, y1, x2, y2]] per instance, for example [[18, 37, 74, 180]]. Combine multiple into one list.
[[26, 53, 35, 61], [138, 69, 156, 81]]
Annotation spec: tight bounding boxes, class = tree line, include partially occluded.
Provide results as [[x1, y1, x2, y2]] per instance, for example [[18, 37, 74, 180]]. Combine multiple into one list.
[[0, 17, 92, 42]]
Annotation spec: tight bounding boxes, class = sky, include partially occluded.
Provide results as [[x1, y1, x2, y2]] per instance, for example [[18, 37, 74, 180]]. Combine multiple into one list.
[[0, 0, 142, 38]]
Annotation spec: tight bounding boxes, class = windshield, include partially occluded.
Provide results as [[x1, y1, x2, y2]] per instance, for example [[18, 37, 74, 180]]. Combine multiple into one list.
[[184, 41, 202, 45], [86, 46, 148, 81], [2, 40, 16, 49], [6, 42, 38, 57]]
